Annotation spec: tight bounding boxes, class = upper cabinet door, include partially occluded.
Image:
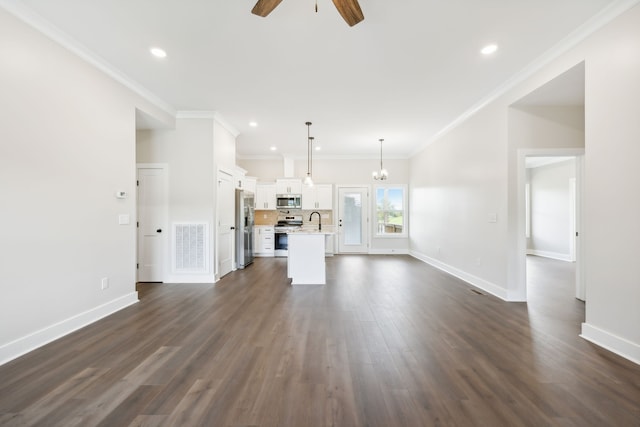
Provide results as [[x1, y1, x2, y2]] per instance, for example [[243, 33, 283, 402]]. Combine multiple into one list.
[[301, 185, 316, 210], [315, 184, 333, 209], [301, 184, 333, 210], [276, 178, 302, 194], [256, 183, 277, 210]]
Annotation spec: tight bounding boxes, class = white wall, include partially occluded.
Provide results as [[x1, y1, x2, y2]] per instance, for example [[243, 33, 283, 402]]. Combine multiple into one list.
[[527, 160, 576, 260], [136, 116, 237, 282], [136, 118, 216, 283], [410, 4, 640, 363], [238, 157, 411, 253], [582, 6, 640, 361], [409, 102, 509, 298], [0, 8, 173, 364], [238, 157, 410, 185]]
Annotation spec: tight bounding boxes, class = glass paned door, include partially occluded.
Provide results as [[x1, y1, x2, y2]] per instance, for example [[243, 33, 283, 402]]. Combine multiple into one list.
[[337, 187, 369, 253]]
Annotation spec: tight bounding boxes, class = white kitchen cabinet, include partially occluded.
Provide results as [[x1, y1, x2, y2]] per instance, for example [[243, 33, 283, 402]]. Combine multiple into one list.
[[301, 184, 333, 210], [256, 183, 277, 210], [276, 178, 302, 195], [254, 226, 275, 256], [243, 176, 257, 195]]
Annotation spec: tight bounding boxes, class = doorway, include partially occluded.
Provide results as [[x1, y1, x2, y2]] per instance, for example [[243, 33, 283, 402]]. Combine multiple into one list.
[[216, 169, 235, 279], [336, 186, 369, 253], [137, 164, 168, 282], [518, 150, 584, 301]]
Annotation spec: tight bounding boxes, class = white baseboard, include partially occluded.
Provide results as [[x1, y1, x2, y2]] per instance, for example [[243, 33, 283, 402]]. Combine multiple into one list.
[[0, 292, 138, 366], [527, 249, 573, 262], [410, 250, 508, 300], [368, 248, 410, 255], [581, 323, 640, 365]]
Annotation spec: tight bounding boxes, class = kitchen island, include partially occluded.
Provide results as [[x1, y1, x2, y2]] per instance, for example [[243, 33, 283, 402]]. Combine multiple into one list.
[[287, 231, 334, 285]]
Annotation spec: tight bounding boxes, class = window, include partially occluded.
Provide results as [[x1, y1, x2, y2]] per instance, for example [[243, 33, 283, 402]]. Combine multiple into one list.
[[375, 186, 407, 237]]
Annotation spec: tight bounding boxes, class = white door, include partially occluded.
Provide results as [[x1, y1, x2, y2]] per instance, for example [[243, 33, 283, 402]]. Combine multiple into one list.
[[137, 166, 167, 282], [217, 170, 235, 278], [337, 187, 369, 253]]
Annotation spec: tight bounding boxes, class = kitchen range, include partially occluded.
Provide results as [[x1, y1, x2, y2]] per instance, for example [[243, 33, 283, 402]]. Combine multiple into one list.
[[273, 214, 303, 257]]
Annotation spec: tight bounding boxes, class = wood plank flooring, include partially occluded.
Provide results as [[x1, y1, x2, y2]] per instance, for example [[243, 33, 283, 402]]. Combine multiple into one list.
[[1, 255, 639, 426]]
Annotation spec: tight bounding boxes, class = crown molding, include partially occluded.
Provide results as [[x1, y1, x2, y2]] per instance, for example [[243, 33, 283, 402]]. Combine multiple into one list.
[[175, 111, 240, 138], [213, 112, 240, 138], [0, 0, 177, 117], [409, 0, 640, 158]]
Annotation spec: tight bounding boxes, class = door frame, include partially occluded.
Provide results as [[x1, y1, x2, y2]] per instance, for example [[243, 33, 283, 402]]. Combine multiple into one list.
[[516, 149, 585, 301], [335, 185, 371, 254], [215, 167, 235, 281], [136, 163, 169, 283]]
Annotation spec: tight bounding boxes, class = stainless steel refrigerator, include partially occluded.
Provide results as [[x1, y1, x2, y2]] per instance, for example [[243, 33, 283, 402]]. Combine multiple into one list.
[[235, 189, 255, 269]]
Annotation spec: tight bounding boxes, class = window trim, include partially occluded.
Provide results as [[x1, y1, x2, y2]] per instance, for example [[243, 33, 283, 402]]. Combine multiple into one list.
[[373, 184, 408, 238]]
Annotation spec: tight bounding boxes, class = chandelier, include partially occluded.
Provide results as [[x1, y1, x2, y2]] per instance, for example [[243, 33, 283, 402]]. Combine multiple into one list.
[[372, 138, 388, 180]]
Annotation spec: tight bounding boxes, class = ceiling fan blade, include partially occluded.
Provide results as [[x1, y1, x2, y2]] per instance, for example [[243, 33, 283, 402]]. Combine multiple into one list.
[[251, 0, 284, 17], [331, 0, 364, 26]]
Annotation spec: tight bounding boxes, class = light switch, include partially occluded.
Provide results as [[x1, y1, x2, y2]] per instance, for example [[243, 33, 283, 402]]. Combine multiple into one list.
[[488, 213, 498, 223], [119, 214, 130, 225]]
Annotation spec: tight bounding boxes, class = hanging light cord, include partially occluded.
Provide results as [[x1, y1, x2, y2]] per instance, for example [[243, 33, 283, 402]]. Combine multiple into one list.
[[305, 122, 312, 180], [307, 136, 314, 176]]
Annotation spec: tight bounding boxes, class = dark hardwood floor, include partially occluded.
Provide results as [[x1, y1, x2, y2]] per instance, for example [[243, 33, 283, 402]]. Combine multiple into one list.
[[1, 255, 639, 426]]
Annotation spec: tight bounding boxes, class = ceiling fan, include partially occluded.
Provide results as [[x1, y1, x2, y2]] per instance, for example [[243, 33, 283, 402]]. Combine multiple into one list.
[[251, 0, 364, 27]]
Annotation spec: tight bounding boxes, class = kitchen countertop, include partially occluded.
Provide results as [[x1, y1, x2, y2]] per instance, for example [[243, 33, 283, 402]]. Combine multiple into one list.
[[287, 230, 334, 235]]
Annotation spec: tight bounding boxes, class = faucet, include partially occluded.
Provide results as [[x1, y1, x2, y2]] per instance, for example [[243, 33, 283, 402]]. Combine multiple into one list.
[[309, 211, 322, 231]]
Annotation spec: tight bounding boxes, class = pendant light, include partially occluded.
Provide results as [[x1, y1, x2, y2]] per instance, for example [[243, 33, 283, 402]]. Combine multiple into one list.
[[304, 121, 314, 187], [372, 138, 388, 180]]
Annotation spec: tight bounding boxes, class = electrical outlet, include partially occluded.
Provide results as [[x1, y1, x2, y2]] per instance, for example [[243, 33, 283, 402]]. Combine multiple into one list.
[[101, 277, 109, 290], [437, 246, 441, 255], [476, 257, 482, 266]]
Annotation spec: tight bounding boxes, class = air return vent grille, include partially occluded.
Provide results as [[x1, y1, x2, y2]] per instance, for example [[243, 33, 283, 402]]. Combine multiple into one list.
[[173, 223, 208, 273]]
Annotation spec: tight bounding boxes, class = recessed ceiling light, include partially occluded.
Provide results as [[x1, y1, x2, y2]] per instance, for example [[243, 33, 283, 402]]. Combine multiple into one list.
[[315, 146, 321, 151], [481, 44, 498, 55], [150, 47, 167, 58], [270, 146, 277, 151], [249, 121, 258, 127]]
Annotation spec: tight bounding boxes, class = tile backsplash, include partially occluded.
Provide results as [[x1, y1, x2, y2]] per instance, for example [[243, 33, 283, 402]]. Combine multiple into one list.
[[254, 210, 333, 226]]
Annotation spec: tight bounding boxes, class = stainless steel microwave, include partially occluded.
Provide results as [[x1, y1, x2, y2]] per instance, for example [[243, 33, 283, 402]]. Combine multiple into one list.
[[276, 194, 302, 209]]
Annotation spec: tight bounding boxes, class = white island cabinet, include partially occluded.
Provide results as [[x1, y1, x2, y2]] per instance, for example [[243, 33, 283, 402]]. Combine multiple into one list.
[[287, 232, 333, 285]]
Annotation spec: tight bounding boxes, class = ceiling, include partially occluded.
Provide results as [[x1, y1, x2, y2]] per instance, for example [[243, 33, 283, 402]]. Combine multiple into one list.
[[5, 0, 623, 158]]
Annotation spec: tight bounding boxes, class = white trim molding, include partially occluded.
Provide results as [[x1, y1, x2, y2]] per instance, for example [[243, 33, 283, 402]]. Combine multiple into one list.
[[0, 1, 176, 117], [0, 292, 138, 366], [581, 323, 640, 365], [409, 0, 640, 157], [526, 249, 573, 262], [175, 111, 240, 138], [410, 250, 510, 301]]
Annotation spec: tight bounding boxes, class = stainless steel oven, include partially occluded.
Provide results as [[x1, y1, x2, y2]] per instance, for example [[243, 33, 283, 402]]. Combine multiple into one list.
[[273, 215, 302, 257], [274, 228, 290, 257]]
